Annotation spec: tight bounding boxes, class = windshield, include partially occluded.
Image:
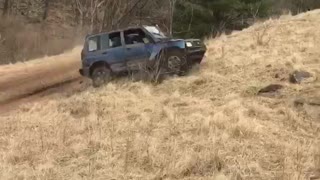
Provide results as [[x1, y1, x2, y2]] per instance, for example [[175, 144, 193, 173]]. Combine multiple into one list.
[[143, 25, 167, 39]]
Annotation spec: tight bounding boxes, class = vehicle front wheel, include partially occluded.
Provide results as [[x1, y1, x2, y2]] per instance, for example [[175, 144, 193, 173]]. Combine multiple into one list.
[[167, 52, 188, 76], [91, 66, 111, 88]]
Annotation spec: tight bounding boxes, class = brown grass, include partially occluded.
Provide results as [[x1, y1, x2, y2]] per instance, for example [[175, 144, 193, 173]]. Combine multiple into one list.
[[0, 10, 320, 180]]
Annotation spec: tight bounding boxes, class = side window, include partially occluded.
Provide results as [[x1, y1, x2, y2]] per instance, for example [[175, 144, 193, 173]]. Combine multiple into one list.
[[109, 32, 122, 48], [88, 36, 99, 52], [124, 29, 152, 45]]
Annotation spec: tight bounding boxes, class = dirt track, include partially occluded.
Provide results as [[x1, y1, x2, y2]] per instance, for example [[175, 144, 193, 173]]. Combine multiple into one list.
[[0, 46, 86, 113]]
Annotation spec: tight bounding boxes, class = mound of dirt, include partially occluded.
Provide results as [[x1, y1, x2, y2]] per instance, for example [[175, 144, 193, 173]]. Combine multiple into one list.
[[0, 10, 320, 180]]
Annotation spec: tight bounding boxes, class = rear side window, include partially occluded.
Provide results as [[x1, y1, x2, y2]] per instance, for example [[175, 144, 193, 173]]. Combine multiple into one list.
[[88, 36, 99, 52], [87, 32, 122, 52]]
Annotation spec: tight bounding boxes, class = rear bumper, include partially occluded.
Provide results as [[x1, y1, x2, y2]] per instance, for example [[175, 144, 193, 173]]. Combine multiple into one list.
[[79, 69, 84, 76], [79, 67, 90, 77]]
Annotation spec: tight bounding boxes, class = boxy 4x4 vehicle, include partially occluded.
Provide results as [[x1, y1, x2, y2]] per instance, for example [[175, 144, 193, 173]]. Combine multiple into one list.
[[79, 25, 206, 87]]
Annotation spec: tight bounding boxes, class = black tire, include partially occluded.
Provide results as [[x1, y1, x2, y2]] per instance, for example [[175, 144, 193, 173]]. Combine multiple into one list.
[[91, 66, 111, 88], [148, 49, 188, 84], [166, 50, 188, 76], [178, 55, 189, 76]]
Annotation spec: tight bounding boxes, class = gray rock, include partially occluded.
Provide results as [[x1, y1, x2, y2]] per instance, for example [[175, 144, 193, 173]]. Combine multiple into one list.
[[258, 84, 284, 94], [257, 84, 284, 97], [289, 70, 312, 84]]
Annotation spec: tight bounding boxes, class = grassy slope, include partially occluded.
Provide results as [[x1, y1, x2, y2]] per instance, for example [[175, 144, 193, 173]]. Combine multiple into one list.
[[0, 11, 320, 180]]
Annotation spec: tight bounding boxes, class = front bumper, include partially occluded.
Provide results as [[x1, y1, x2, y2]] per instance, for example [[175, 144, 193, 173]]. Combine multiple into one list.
[[187, 47, 206, 64]]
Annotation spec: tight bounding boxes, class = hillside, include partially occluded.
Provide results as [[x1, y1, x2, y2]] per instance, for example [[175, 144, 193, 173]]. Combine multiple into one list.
[[0, 10, 320, 180]]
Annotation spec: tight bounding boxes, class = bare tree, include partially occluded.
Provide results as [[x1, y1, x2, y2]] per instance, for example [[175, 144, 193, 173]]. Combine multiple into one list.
[[88, 0, 105, 32], [3, 0, 10, 16], [43, 0, 50, 20], [0, 0, 178, 39], [168, 0, 176, 36], [0, 33, 4, 44], [250, 1, 262, 21]]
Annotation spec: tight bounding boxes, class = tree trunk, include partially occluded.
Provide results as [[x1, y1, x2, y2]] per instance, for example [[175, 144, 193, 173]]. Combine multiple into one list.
[[100, 8, 108, 31], [80, 13, 84, 27], [169, 0, 176, 36], [3, 0, 10, 16], [43, 0, 50, 20]]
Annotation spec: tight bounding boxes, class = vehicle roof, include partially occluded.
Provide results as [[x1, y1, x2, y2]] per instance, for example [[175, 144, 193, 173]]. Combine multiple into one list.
[[85, 25, 149, 38]]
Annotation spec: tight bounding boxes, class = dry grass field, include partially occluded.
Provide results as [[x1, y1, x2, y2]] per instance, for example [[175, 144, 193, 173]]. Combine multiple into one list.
[[0, 10, 320, 180]]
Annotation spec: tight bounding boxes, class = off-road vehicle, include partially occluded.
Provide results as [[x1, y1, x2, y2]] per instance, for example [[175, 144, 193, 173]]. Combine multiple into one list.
[[79, 25, 206, 87]]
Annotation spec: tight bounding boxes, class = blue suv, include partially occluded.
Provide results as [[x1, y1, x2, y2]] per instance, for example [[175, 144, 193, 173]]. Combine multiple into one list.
[[79, 25, 206, 87]]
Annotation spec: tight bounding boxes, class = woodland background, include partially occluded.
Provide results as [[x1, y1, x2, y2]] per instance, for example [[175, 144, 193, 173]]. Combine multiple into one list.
[[0, 0, 320, 64]]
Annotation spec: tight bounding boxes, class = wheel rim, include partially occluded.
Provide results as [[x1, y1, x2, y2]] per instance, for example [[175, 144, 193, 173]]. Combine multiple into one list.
[[94, 70, 107, 86], [168, 56, 181, 72]]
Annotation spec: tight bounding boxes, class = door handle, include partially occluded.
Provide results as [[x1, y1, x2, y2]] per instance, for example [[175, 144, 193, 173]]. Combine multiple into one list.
[[127, 48, 131, 50], [102, 51, 108, 54]]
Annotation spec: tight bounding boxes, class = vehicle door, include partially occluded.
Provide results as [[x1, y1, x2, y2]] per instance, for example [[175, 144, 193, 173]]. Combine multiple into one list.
[[85, 32, 126, 73], [124, 28, 153, 71], [102, 32, 127, 72]]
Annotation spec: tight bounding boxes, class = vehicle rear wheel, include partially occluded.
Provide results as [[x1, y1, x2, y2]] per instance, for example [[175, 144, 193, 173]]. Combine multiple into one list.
[[91, 66, 111, 88]]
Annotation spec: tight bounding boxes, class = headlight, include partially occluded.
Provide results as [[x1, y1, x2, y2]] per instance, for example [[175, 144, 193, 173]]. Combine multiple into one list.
[[186, 42, 192, 47]]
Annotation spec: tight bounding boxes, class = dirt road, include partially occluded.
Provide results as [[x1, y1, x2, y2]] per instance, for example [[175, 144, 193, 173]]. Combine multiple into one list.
[[0, 46, 86, 113]]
